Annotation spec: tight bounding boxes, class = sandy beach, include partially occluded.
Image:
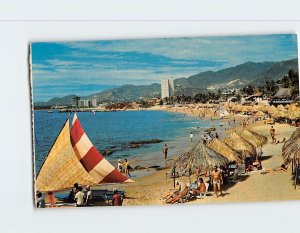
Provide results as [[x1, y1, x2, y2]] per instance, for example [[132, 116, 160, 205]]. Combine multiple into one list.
[[119, 119, 300, 206]]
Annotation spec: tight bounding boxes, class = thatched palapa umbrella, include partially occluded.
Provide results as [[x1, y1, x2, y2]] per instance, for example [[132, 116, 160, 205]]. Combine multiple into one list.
[[282, 128, 300, 189], [239, 129, 268, 148], [173, 142, 229, 176], [208, 138, 243, 163], [224, 132, 256, 158], [288, 111, 300, 120], [282, 128, 300, 164], [277, 104, 286, 111], [271, 110, 288, 119], [254, 111, 265, 118]]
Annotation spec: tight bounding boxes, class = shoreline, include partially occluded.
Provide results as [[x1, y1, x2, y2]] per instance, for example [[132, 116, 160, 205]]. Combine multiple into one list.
[[119, 113, 300, 206], [39, 104, 300, 206]]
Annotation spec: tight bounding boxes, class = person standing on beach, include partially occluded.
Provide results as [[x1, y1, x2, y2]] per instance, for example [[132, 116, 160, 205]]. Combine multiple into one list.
[[163, 144, 168, 160], [117, 159, 123, 173], [211, 166, 223, 198], [74, 187, 85, 207], [48, 191, 55, 207], [68, 183, 79, 202], [124, 159, 131, 178], [215, 132, 219, 139], [270, 126, 276, 143], [190, 132, 194, 142], [201, 133, 206, 144], [112, 188, 123, 206], [85, 185, 92, 206], [36, 192, 45, 208]]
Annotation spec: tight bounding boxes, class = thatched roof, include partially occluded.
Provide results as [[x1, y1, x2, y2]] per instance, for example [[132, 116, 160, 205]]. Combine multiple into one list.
[[224, 132, 256, 158], [267, 105, 277, 114], [277, 104, 286, 111], [271, 110, 288, 119], [239, 129, 268, 148], [254, 111, 265, 117], [173, 141, 229, 173], [209, 138, 243, 163], [273, 88, 292, 99], [288, 111, 300, 120], [282, 128, 300, 163]]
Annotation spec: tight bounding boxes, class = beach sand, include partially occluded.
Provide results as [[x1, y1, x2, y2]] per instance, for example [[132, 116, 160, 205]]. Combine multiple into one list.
[[119, 121, 300, 206]]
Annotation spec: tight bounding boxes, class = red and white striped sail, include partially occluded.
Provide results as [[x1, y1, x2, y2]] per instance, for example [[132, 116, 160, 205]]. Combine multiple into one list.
[[70, 113, 133, 184]]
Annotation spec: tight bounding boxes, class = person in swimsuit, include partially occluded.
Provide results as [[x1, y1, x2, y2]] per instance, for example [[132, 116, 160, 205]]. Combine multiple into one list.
[[163, 144, 168, 160], [211, 166, 223, 198], [192, 178, 206, 198], [270, 126, 276, 143], [123, 159, 131, 178], [165, 180, 189, 204]]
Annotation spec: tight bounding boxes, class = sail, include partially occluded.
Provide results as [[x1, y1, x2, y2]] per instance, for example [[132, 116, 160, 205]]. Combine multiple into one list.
[[35, 119, 98, 192], [70, 113, 133, 183]]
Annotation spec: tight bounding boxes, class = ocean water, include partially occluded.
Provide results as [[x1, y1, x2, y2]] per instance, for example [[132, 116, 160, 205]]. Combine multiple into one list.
[[33, 110, 219, 173]]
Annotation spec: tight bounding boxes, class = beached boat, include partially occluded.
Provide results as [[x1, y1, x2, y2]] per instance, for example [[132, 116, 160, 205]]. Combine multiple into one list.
[[35, 113, 133, 193]]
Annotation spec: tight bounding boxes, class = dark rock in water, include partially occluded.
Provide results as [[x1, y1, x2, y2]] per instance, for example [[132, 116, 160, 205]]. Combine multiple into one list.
[[148, 165, 160, 169], [102, 149, 113, 156], [129, 139, 163, 146], [134, 166, 146, 170]]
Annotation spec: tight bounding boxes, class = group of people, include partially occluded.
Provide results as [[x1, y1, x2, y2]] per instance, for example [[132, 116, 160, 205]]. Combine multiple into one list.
[[269, 125, 286, 144], [117, 158, 132, 178], [68, 183, 92, 207], [163, 165, 225, 204], [188, 130, 220, 145], [36, 191, 55, 208], [201, 132, 219, 144]]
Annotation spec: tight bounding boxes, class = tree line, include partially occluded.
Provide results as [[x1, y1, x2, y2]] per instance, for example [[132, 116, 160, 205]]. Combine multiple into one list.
[[161, 69, 299, 105]]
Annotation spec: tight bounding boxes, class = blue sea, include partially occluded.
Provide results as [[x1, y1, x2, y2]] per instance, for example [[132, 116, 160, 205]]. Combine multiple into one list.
[[33, 110, 220, 173]]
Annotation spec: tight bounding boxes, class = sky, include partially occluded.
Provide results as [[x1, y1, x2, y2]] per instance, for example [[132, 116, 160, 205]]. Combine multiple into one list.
[[31, 34, 298, 102]]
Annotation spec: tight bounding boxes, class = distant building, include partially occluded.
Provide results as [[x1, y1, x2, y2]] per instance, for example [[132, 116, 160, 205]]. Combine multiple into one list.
[[169, 79, 175, 96], [244, 93, 264, 103], [161, 79, 175, 99], [91, 96, 97, 107], [78, 99, 91, 108], [71, 96, 80, 108], [270, 88, 292, 106]]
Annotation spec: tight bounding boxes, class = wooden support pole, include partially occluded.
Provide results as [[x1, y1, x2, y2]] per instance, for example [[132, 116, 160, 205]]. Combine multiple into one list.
[[173, 165, 176, 188]]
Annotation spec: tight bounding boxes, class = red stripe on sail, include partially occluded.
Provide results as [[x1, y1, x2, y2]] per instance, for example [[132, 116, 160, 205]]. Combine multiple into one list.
[[70, 119, 85, 146], [80, 147, 103, 172], [100, 169, 128, 184]]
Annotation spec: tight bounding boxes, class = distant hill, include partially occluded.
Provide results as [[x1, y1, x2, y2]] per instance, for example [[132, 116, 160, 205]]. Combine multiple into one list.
[[34, 58, 298, 106], [251, 59, 299, 85], [87, 83, 161, 102], [34, 94, 77, 107]]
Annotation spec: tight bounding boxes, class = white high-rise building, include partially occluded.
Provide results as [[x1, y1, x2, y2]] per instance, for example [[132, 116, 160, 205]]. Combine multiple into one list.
[[91, 96, 97, 107], [169, 79, 175, 96], [161, 79, 175, 99]]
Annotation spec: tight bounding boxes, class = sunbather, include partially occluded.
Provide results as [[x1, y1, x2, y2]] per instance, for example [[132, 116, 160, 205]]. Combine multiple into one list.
[[191, 178, 206, 198], [165, 180, 189, 204], [261, 164, 288, 174]]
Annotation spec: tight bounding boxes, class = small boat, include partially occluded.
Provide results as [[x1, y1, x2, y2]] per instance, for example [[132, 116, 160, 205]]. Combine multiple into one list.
[[48, 110, 53, 113]]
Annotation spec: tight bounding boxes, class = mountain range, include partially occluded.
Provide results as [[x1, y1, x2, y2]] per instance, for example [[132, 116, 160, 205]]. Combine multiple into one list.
[[34, 58, 298, 107]]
